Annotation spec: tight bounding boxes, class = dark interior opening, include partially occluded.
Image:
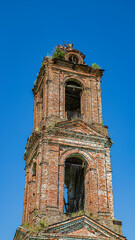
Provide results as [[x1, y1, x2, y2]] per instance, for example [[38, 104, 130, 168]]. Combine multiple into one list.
[[32, 162, 36, 176], [68, 55, 79, 64], [64, 157, 85, 213], [65, 80, 82, 120]]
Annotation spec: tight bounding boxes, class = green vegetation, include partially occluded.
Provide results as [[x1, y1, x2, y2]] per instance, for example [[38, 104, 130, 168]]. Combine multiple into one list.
[[69, 210, 84, 218], [52, 46, 65, 60], [22, 222, 37, 233], [40, 219, 48, 229], [22, 219, 48, 234], [91, 63, 101, 69]]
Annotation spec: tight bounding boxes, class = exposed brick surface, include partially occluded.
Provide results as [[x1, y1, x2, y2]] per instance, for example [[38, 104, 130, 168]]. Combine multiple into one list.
[[14, 44, 126, 240]]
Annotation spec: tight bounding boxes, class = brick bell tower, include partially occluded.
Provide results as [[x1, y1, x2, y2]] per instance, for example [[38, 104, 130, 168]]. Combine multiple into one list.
[[14, 44, 126, 240]]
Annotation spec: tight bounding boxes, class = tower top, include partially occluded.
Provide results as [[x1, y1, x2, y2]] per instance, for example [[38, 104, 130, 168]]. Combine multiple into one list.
[[57, 43, 86, 64], [33, 44, 103, 96]]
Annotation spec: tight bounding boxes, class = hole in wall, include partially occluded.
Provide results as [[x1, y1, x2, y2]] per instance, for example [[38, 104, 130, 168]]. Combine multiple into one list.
[[64, 156, 86, 213]]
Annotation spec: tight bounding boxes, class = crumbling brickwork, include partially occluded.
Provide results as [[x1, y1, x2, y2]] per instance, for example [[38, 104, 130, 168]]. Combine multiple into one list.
[[14, 44, 126, 240]]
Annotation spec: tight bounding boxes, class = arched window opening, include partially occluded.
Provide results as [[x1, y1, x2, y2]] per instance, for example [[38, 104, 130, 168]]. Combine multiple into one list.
[[64, 156, 86, 214], [68, 55, 79, 64], [65, 80, 82, 120], [32, 162, 37, 176]]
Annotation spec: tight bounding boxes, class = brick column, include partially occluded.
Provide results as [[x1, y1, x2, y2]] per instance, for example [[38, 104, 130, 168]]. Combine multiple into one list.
[[89, 168, 98, 215], [84, 87, 92, 123], [81, 88, 86, 121], [84, 168, 90, 214], [96, 77, 102, 123], [22, 170, 29, 224], [91, 77, 99, 123], [59, 164, 64, 213], [26, 169, 30, 222], [39, 141, 49, 211], [47, 145, 59, 208], [105, 148, 114, 218], [60, 82, 65, 119], [96, 153, 108, 213]]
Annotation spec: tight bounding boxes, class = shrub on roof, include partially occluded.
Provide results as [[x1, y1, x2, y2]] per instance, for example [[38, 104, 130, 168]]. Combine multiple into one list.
[[52, 46, 65, 60], [91, 63, 101, 69]]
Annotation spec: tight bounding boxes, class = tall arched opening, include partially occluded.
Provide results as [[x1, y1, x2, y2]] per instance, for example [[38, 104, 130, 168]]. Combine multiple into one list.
[[64, 155, 87, 213], [65, 80, 82, 120]]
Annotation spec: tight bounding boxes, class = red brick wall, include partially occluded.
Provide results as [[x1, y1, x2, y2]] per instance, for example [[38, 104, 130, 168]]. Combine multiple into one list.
[[32, 58, 103, 131], [23, 132, 114, 227], [22, 50, 118, 233]]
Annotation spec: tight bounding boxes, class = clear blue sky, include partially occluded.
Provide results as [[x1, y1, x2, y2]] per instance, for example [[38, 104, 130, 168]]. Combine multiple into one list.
[[0, 0, 135, 239]]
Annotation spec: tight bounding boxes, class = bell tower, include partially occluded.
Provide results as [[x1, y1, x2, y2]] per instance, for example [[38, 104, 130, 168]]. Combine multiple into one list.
[[14, 44, 126, 240]]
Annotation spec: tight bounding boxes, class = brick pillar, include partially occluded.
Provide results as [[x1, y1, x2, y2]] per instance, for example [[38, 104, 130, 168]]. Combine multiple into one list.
[[84, 168, 91, 214], [59, 164, 64, 213], [33, 96, 38, 130], [39, 141, 49, 211], [91, 77, 99, 123], [44, 76, 48, 119], [26, 169, 30, 222], [40, 162, 48, 211], [35, 152, 42, 211], [97, 87, 103, 124], [46, 79, 53, 118], [89, 168, 98, 215], [60, 82, 65, 120], [96, 153, 108, 213], [81, 88, 86, 121], [22, 170, 29, 224], [47, 145, 59, 207], [105, 148, 114, 218], [85, 87, 92, 123]]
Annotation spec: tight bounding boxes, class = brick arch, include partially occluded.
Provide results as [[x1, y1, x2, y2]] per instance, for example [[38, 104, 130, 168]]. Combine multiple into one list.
[[65, 52, 83, 64], [63, 75, 85, 88], [60, 148, 95, 168]]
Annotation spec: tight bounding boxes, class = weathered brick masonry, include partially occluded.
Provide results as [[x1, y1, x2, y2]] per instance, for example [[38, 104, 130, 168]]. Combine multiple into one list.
[[14, 44, 126, 240]]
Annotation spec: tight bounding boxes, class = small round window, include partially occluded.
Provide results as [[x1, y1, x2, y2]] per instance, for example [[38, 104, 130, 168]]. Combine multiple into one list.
[[68, 55, 79, 64]]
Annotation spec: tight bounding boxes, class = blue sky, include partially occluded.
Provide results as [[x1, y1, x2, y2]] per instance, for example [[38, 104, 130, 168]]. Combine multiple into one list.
[[0, 0, 135, 239]]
